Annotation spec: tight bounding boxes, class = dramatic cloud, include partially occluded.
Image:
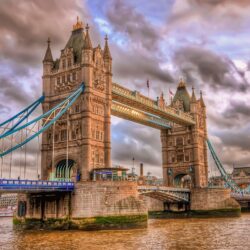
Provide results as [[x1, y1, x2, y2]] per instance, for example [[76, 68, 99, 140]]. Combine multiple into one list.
[[0, 0, 250, 179], [173, 46, 249, 92]]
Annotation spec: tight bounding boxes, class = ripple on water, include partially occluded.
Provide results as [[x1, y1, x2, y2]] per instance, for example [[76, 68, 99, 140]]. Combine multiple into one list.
[[0, 214, 250, 250]]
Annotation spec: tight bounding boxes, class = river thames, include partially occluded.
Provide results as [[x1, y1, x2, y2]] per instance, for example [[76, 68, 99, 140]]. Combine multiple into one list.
[[0, 214, 250, 250]]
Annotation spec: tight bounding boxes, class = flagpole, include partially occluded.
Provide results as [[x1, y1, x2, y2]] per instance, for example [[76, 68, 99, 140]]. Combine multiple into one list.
[[147, 79, 149, 98]]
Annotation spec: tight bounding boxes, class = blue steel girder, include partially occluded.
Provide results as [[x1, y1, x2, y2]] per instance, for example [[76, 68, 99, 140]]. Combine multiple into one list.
[[111, 101, 171, 129], [112, 82, 195, 126], [0, 84, 85, 157]]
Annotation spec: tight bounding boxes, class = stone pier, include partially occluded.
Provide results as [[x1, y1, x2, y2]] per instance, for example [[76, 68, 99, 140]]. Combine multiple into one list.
[[14, 181, 148, 230], [190, 187, 241, 216]]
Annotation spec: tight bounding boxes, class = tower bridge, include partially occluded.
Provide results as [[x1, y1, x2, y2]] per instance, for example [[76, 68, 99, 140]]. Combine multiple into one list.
[[0, 18, 246, 229]]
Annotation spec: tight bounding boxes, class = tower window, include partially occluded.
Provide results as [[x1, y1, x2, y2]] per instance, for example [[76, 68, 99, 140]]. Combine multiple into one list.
[[57, 77, 60, 84], [185, 154, 190, 162], [176, 137, 184, 146], [177, 154, 184, 162], [75, 104, 80, 113], [68, 58, 72, 67], [67, 74, 71, 82], [61, 130, 67, 141], [62, 75, 65, 83], [73, 72, 77, 81], [62, 59, 66, 69]]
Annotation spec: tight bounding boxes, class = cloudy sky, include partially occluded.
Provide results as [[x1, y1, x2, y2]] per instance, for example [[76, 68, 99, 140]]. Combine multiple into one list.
[[0, 0, 250, 178]]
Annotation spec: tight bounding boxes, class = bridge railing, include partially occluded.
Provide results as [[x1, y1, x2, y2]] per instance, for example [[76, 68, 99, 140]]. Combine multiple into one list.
[[0, 179, 74, 191]]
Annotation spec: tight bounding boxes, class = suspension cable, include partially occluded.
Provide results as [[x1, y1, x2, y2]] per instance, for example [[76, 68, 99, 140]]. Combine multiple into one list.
[[9, 121, 14, 179], [36, 121, 40, 180], [66, 111, 69, 180], [52, 121, 55, 181], [24, 117, 28, 179]]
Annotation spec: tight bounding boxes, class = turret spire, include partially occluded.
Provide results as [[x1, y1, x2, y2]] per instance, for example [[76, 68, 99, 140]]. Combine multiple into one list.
[[73, 16, 83, 31], [200, 90, 206, 107], [83, 23, 92, 50], [177, 77, 186, 89], [191, 86, 197, 102], [103, 35, 112, 60], [43, 38, 53, 63]]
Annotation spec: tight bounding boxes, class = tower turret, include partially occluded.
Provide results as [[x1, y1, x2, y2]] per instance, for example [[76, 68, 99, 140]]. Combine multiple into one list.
[[190, 86, 197, 114], [199, 90, 206, 108], [43, 38, 53, 75], [103, 35, 112, 73], [82, 24, 93, 66]]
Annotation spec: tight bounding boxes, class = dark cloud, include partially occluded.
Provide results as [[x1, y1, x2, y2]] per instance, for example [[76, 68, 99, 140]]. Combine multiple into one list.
[[168, 0, 250, 34], [105, 0, 161, 51], [0, 0, 89, 65], [223, 100, 250, 120], [0, 0, 250, 178], [173, 46, 249, 92], [111, 120, 161, 168]]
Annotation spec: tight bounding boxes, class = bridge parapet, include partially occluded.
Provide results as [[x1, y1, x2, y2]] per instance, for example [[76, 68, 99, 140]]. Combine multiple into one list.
[[0, 179, 74, 193]]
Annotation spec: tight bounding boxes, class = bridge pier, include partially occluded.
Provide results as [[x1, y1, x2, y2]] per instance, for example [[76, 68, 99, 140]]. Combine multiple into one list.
[[14, 181, 148, 230], [190, 188, 241, 216]]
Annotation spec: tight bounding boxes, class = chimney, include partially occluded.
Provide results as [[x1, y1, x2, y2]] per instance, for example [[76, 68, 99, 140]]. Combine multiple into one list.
[[140, 163, 144, 177]]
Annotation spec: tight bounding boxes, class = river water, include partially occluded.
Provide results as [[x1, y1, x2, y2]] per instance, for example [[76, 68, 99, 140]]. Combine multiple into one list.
[[0, 214, 250, 250]]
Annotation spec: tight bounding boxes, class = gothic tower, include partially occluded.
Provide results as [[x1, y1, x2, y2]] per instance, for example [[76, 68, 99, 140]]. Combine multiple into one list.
[[41, 18, 112, 181], [161, 79, 208, 188]]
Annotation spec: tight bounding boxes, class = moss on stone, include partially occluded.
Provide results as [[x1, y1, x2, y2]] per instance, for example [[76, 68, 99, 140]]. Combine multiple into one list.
[[13, 217, 22, 225], [13, 214, 148, 231], [149, 208, 241, 219]]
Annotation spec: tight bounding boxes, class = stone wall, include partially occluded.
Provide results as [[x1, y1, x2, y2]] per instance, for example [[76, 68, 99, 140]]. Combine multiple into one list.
[[15, 181, 148, 230], [71, 181, 147, 218], [190, 187, 240, 212], [140, 195, 164, 212]]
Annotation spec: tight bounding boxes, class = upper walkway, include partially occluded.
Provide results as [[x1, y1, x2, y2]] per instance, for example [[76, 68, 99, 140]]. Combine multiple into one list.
[[112, 82, 195, 126]]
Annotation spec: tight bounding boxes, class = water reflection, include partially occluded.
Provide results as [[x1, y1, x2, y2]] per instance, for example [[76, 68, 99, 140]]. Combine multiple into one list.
[[0, 214, 250, 250]]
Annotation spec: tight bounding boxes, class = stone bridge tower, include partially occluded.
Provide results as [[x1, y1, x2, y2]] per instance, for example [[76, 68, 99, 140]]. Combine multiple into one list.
[[161, 80, 208, 188], [41, 18, 112, 181]]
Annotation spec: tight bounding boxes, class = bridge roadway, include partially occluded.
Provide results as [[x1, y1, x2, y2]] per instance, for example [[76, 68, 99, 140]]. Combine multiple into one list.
[[112, 82, 195, 126], [0, 179, 190, 203], [2, 179, 249, 204]]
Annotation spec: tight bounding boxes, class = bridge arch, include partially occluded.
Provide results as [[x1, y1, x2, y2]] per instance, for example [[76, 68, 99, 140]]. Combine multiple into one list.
[[174, 174, 192, 188], [55, 159, 75, 179], [49, 154, 81, 181]]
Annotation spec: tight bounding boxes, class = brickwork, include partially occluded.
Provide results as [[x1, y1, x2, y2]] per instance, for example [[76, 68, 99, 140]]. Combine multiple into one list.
[[140, 196, 164, 212], [71, 181, 147, 218], [190, 188, 240, 211]]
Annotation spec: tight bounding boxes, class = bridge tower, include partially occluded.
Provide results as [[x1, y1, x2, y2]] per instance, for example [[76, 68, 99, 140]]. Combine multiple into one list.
[[41, 18, 112, 181], [161, 80, 208, 188]]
